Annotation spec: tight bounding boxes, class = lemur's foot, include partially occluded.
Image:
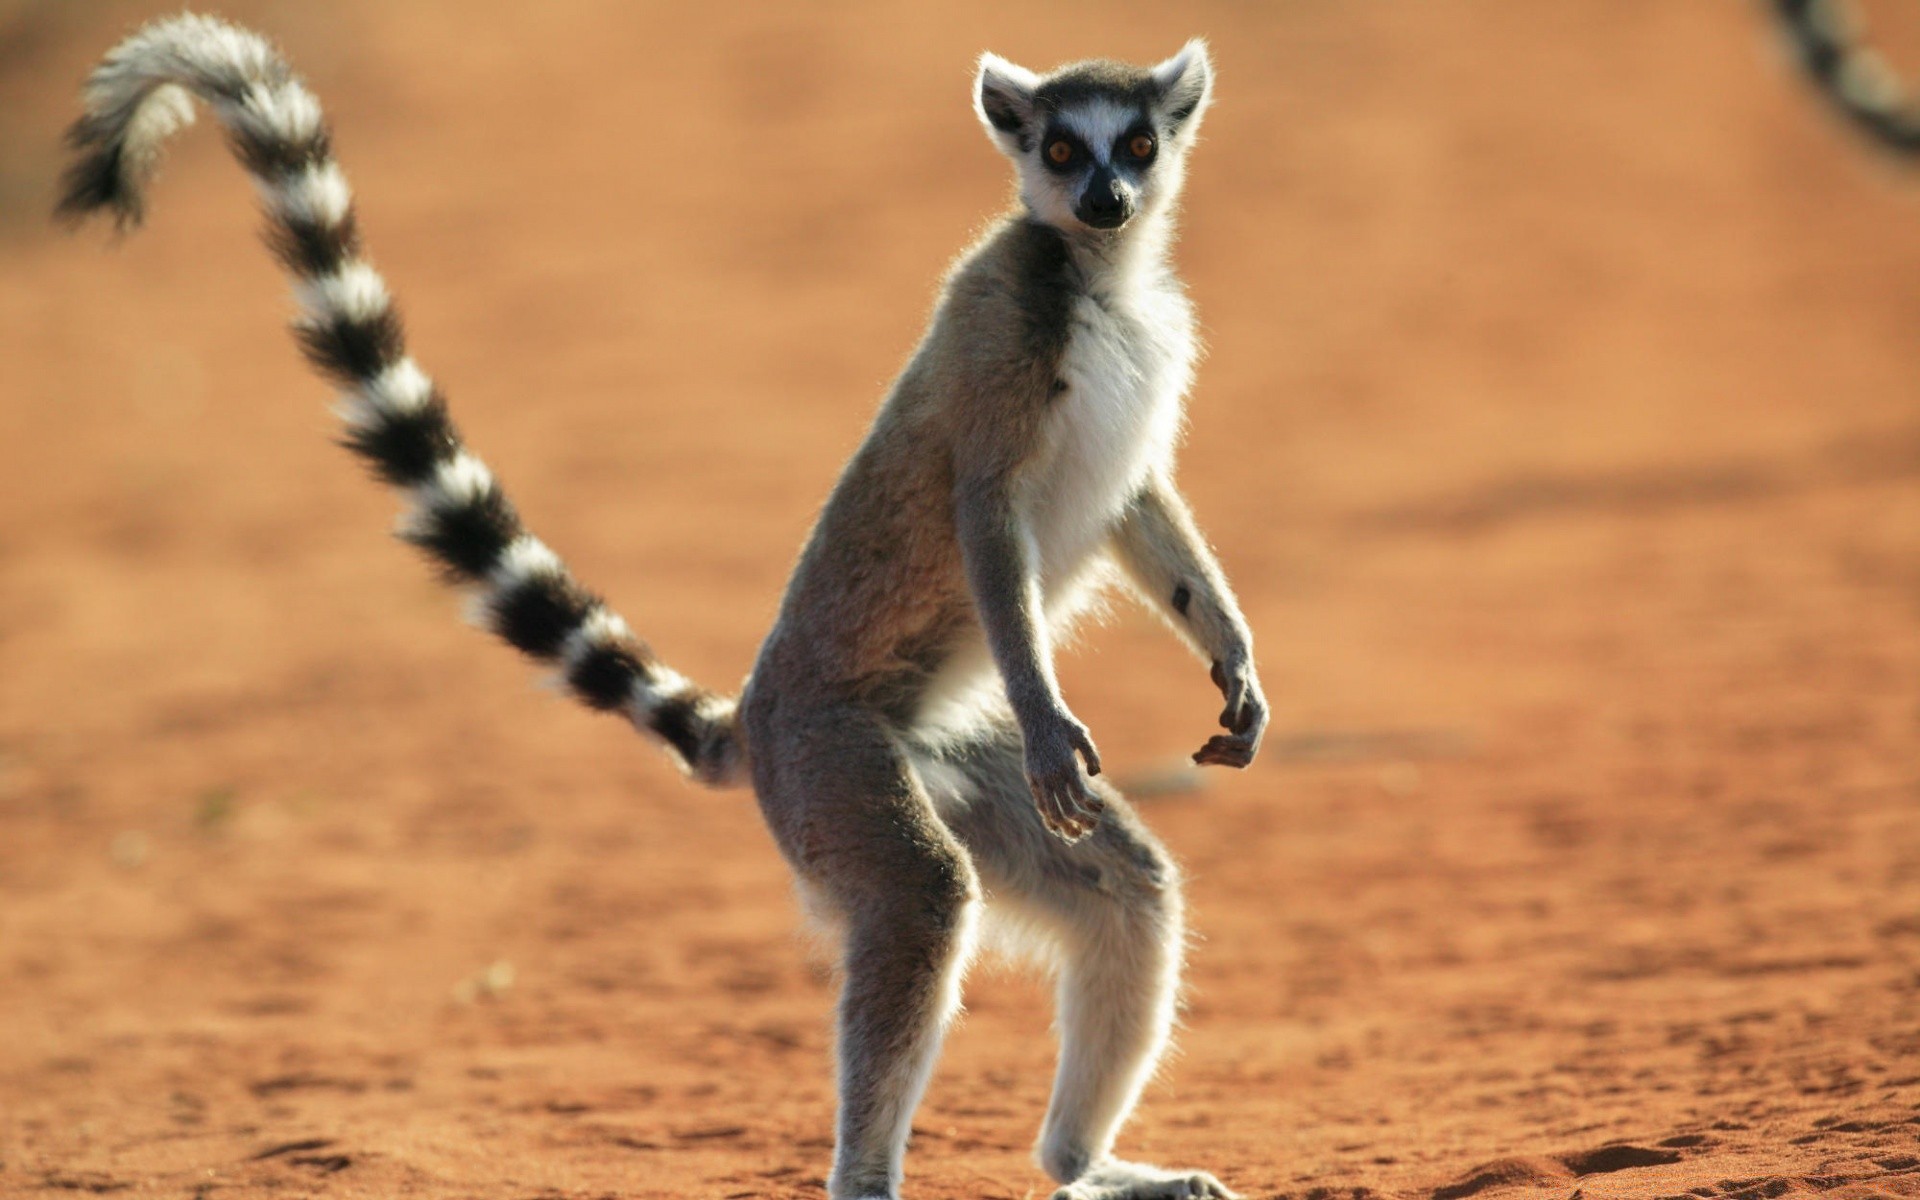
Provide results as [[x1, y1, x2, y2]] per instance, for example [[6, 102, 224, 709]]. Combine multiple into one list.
[[1053, 1159, 1239, 1200]]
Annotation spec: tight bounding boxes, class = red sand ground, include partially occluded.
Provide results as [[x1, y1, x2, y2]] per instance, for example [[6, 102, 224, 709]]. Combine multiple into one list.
[[2, 4, 1917, 1198]]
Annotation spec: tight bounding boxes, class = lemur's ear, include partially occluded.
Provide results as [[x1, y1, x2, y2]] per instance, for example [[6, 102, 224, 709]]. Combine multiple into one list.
[[1152, 39, 1213, 136], [976, 52, 1041, 153]]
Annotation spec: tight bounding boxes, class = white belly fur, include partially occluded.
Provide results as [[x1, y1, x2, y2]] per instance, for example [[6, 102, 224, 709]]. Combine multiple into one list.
[[1025, 283, 1193, 610]]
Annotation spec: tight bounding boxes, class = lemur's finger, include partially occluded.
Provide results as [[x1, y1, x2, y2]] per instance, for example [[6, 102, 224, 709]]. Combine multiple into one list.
[[1036, 793, 1065, 835], [1033, 772, 1095, 841], [1193, 734, 1254, 768], [1223, 676, 1246, 720], [1223, 683, 1245, 730], [1061, 783, 1101, 823], [1072, 729, 1103, 777], [1210, 736, 1255, 765], [1213, 661, 1250, 732], [1046, 802, 1091, 843], [1072, 783, 1105, 813], [1040, 772, 1103, 841]]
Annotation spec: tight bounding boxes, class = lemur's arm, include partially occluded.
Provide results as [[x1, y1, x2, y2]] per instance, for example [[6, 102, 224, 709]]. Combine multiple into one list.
[[953, 471, 1105, 841], [1112, 475, 1268, 768]]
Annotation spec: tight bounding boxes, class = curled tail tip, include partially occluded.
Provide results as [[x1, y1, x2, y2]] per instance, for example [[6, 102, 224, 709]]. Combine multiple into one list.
[[57, 12, 306, 231], [54, 155, 140, 231], [55, 86, 192, 232]]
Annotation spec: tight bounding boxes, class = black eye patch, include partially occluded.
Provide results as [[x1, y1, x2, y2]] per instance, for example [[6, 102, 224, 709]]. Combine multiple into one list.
[[1038, 127, 1087, 172], [1113, 122, 1157, 164]]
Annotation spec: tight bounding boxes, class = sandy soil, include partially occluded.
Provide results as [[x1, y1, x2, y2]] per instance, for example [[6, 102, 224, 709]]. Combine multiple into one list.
[[2, 3, 1917, 1198]]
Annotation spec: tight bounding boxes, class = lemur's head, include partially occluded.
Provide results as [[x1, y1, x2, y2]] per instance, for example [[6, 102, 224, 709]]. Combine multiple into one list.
[[974, 41, 1212, 237]]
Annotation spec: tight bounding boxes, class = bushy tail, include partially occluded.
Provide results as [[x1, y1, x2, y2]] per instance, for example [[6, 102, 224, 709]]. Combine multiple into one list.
[[1771, 0, 1920, 156], [59, 14, 745, 788]]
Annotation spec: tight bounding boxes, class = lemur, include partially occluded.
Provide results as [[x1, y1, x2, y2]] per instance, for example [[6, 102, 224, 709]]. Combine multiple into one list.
[[61, 16, 1266, 1200], [1769, 0, 1920, 155]]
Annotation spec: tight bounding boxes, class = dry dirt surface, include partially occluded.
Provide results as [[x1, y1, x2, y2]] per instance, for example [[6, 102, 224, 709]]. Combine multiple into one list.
[[2, 3, 1918, 1199]]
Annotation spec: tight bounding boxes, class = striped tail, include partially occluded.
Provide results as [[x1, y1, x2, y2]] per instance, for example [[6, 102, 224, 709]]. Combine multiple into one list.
[[1772, 0, 1920, 156], [59, 14, 745, 788]]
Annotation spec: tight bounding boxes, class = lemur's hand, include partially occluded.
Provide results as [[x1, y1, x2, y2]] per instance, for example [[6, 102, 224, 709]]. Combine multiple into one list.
[[1194, 655, 1266, 769], [1024, 707, 1105, 843]]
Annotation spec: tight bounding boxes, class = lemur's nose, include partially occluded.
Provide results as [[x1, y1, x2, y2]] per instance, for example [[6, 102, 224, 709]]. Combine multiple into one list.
[[1077, 170, 1133, 229]]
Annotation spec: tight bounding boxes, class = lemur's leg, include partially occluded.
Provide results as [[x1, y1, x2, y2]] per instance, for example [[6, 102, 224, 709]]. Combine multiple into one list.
[[1111, 477, 1267, 770], [922, 722, 1236, 1200], [751, 700, 981, 1200]]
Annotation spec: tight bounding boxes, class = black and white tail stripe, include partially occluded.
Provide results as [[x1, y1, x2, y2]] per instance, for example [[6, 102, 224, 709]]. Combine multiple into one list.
[[1772, 0, 1920, 156], [58, 14, 744, 787]]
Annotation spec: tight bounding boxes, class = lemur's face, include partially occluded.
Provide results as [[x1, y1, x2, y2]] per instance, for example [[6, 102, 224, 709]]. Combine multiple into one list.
[[974, 42, 1212, 237]]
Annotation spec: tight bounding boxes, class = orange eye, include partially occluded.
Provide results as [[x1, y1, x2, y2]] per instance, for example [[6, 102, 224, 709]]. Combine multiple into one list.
[[1128, 134, 1155, 159], [1047, 140, 1073, 165]]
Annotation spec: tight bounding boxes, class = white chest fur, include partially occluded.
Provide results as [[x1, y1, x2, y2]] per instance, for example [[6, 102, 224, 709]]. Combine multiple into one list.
[[915, 270, 1194, 732], [1022, 278, 1194, 601]]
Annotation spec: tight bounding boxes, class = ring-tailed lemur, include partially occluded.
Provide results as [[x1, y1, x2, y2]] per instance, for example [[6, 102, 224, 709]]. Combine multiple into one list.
[[61, 17, 1266, 1200], [1770, 0, 1920, 154]]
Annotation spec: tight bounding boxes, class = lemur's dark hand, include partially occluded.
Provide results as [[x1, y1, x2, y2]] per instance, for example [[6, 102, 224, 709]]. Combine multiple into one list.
[[1024, 707, 1105, 843], [1194, 656, 1266, 769]]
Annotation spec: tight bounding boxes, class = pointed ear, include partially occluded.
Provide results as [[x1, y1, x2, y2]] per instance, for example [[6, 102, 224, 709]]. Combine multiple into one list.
[[976, 52, 1040, 152], [1152, 38, 1213, 136]]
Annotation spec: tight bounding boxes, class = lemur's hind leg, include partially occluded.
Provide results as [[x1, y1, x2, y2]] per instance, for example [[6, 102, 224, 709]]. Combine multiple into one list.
[[749, 698, 982, 1200], [923, 721, 1237, 1200]]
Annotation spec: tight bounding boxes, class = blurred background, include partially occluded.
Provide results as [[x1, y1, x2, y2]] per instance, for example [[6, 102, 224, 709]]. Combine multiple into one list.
[[1, 3, 1916, 1198]]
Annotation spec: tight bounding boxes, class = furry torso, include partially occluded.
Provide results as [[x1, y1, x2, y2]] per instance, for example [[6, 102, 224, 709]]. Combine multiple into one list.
[[746, 217, 1195, 731], [1024, 258, 1193, 611]]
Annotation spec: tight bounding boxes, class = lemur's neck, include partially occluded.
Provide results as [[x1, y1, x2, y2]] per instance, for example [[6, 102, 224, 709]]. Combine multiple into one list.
[[1060, 206, 1180, 292]]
